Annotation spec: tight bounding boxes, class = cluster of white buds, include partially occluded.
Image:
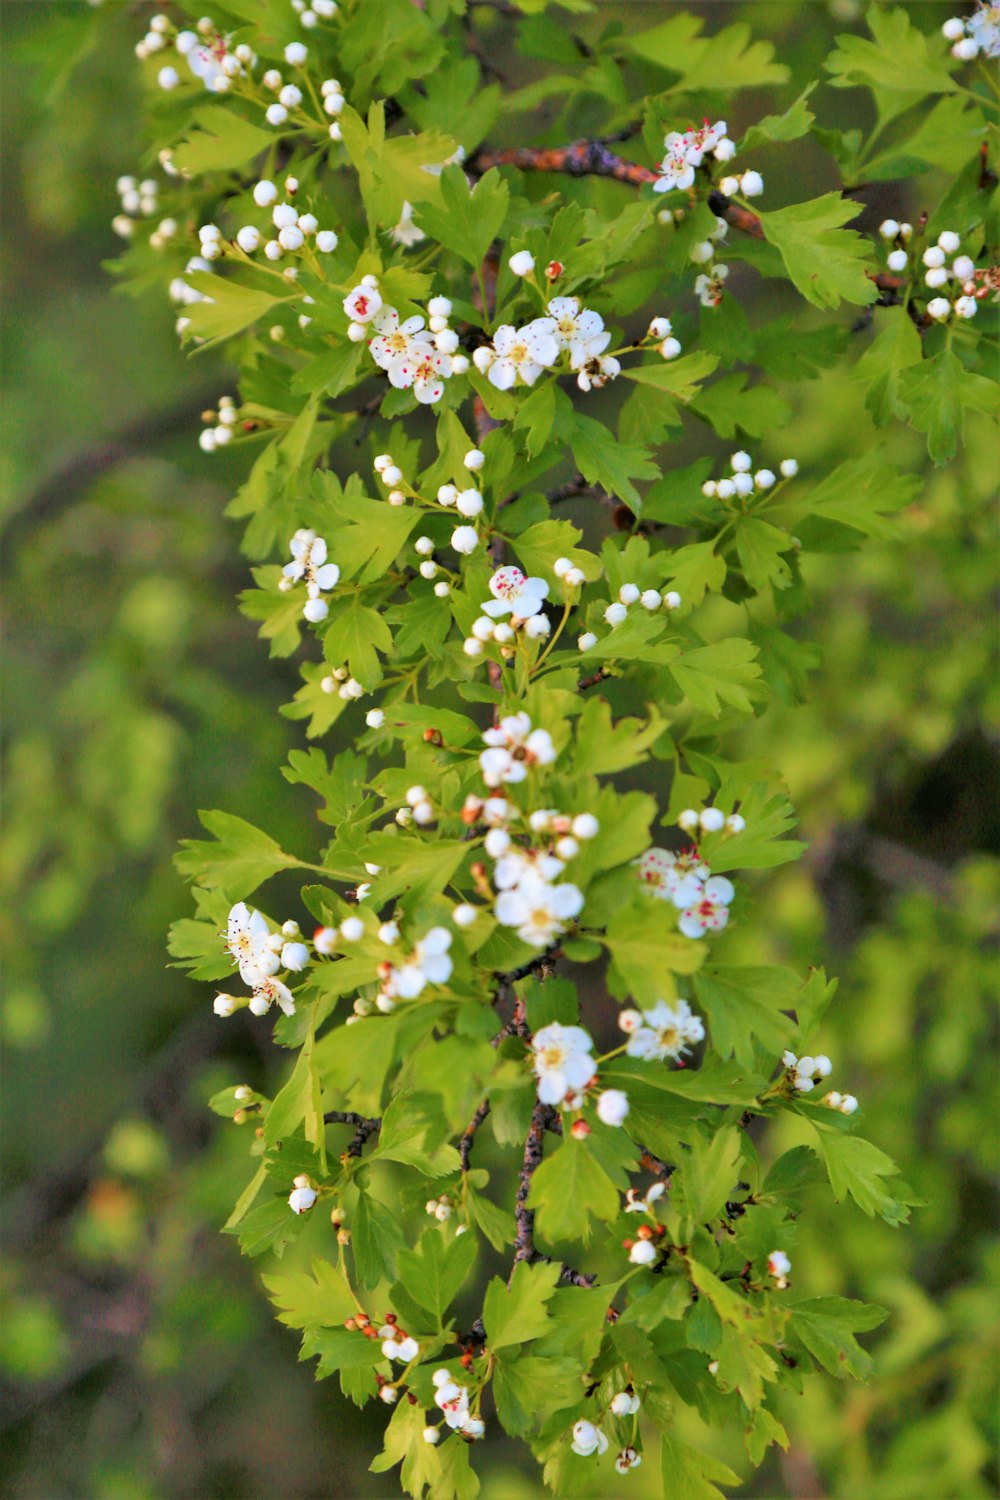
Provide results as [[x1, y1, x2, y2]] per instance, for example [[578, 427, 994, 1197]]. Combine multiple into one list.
[[373, 450, 409, 505], [320, 77, 346, 140], [782, 1049, 836, 1094], [653, 119, 735, 194], [288, 1173, 318, 1213], [486, 811, 585, 950], [111, 174, 162, 239], [292, 0, 339, 31], [425, 1194, 452, 1222], [703, 450, 796, 498], [431, 1369, 485, 1439], [718, 167, 764, 199], [259, 46, 312, 125], [618, 998, 706, 1062], [379, 1323, 419, 1363], [677, 805, 746, 836], [149, 20, 257, 93], [635, 845, 734, 939], [646, 315, 683, 361], [233, 179, 340, 260], [373, 926, 453, 1013], [689, 215, 731, 308], [215, 906, 313, 1019], [479, 712, 557, 787], [943, 4, 1000, 60], [922, 232, 980, 322], [823, 1089, 860, 1114], [878, 217, 914, 274], [401, 784, 435, 826], [601, 580, 681, 630], [767, 1249, 792, 1288], [530, 1023, 597, 1107], [198, 396, 239, 453], [320, 666, 365, 701], [279, 528, 341, 621]]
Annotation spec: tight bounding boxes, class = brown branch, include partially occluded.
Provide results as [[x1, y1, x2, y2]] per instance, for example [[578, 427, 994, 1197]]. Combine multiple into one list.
[[512, 1100, 546, 1269], [472, 140, 657, 189], [578, 667, 611, 691], [324, 1110, 381, 1158], [459, 1098, 491, 1171]]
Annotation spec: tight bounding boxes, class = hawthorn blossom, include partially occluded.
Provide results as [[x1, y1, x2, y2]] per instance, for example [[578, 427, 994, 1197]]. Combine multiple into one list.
[[483, 319, 559, 389], [767, 1249, 791, 1288], [389, 200, 425, 247], [343, 281, 382, 324], [615, 1447, 642, 1474], [597, 1089, 630, 1127], [625, 999, 705, 1062], [481, 566, 549, 621], [783, 1049, 833, 1093], [288, 1175, 317, 1213], [944, 3, 1000, 58], [677, 875, 735, 938], [227, 902, 279, 985], [546, 296, 615, 387], [495, 869, 584, 948], [249, 975, 296, 1016], [480, 713, 557, 786], [624, 1181, 666, 1214], [530, 1022, 596, 1105], [635, 846, 710, 909], [281, 529, 341, 620], [610, 1390, 641, 1417], [695, 263, 729, 308], [571, 1419, 609, 1457], [380, 926, 453, 1004], [431, 1370, 485, 1438], [653, 120, 728, 193]]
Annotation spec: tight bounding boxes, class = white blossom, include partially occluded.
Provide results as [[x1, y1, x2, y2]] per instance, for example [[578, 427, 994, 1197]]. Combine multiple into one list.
[[626, 999, 705, 1062], [486, 319, 560, 389], [282, 529, 340, 620], [596, 1089, 630, 1127], [480, 713, 556, 785], [288, 1175, 317, 1213], [495, 870, 584, 948], [571, 1419, 609, 1457], [677, 875, 735, 938], [482, 565, 549, 621], [227, 902, 280, 985], [530, 1023, 596, 1105]]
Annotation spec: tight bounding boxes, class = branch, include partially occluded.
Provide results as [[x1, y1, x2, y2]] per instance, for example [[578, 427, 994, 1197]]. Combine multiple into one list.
[[512, 1100, 546, 1269], [459, 1098, 491, 1171], [471, 140, 657, 189], [324, 1110, 381, 1157]]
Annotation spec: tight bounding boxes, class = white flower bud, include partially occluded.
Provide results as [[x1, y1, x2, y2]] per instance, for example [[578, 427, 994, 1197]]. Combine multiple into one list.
[[379, 1385, 398, 1405], [381, 464, 403, 486], [740, 169, 764, 197], [297, 213, 319, 236], [954, 295, 978, 319], [604, 602, 628, 626], [677, 809, 700, 833], [366, 706, 384, 729], [281, 942, 310, 971], [493, 622, 514, 644], [878, 219, 900, 240], [942, 17, 966, 40], [303, 598, 329, 623], [523, 615, 550, 639], [463, 448, 485, 470], [572, 813, 599, 840], [952, 254, 975, 281], [434, 581, 451, 598], [629, 1240, 657, 1265], [213, 993, 238, 1016], [451, 526, 479, 555], [315, 229, 339, 253], [618, 1009, 643, 1033], [725, 813, 746, 833], [423, 1427, 440, 1445], [648, 317, 672, 338], [288, 1184, 317, 1213], [266, 104, 289, 127], [659, 336, 682, 360], [508, 250, 535, 276], [923, 246, 947, 269], [754, 469, 775, 490], [779, 458, 799, 478], [484, 828, 510, 858], [619, 583, 640, 605], [453, 903, 477, 927], [428, 295, 453, 318], [158, 65, 180, 89], [451, 354, 470, 375], [714, 137, 736, 161], [264, 240, 283, 261], [733, 472, 754, 497], [597, 1089, 630, 1127], [340, 916, 364, 942], [577, 631, 597, 651], [456, 488, 484, 518], [278, 225, 304, 251], [463, 637, 484, 658], [731, 450, 752, 472], [840, 1094, 859, 1114], [926, 296, 951, 321], [435, 328, 460, 354], [700, 807, 726, 833], [887, 249, 909, 273], [284, 41, 308, 64], [419, 560, 438, 580]]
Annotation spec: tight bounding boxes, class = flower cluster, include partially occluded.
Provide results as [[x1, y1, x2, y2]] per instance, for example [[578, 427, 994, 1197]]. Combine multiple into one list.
[[198, 395, 239, 453], [636, 846, 735, 939], [677, 805, 746, 836], [372, 926, 454, 1013], [702, 449, 798, 500], [146, 17, 259, 94], [425, 1194, 452, 1222], [231, 178, 340, 261], [431, 1369, 485, 1440], [618, 998, 706, 1061], [464, 566, 550, 656], [349, 282, 467, 404], [783, 1049, 857, 1111], [653, 119, 735, 194], [111, 174, 172, 242], [320, 666, 366, 701], [880, 222, 981, 321], [942, 3, 1000, 59], [215, 904, 313, 1018], [596, 580, 681, 634], [479, 713, 556, 788], [474, 317, 559, 390], [279, 528, 341, 622], [690, 215, 731, 307]]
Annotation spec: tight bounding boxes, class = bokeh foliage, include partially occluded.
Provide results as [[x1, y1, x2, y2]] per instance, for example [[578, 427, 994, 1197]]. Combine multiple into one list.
[[1, 2, 997, 1498]]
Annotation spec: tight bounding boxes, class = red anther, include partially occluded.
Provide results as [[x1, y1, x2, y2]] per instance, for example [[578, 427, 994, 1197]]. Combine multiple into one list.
[[570, 1119, 591, 1140], [637, 1224, 654, 1240], [545, 260, 564, 280], [385, 1312, 397, 1324]]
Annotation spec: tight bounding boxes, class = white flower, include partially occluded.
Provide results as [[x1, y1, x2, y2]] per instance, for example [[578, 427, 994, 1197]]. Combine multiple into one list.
[[626, 999, 705, 1062], [249, 976, 296, 1016], [482, 565, 550, 621], [227, 902, 280, 985], [610, 1391, 641, 1417], [383, 925, 453, 1002], [653, 142, 696, 194], [283, 529, 340, 620], [487, 319, 559, 389], [213, 993, 239, 1017], [624, 1181, 666, 1214], [367, 306, 430, 370], [343, 283, 382, 323], [571, 1419, 609, 1457], [390, 200, 425, 248], [529, 1022, 595, 1105], [629, 1239, 657, 1266], [547, 296, 604, 353], [695, 264, 729, 307], [576, 353, 620, 392], [288, 1178, 317, 1213], [615, 1447, 642, 1474], [887, 248, 909, 273], [740, 169, 764, 198], [496, 871, 584, 949], [767, 1249, 791, 1286], [635, 847, 710, 909], [678, 876, 735, 938], [597, 1089, 630, 1127], [480, 713, 556, 785]]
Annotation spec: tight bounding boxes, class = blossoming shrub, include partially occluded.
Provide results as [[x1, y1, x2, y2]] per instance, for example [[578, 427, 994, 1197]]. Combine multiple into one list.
[[106, 1, 999, 1493]]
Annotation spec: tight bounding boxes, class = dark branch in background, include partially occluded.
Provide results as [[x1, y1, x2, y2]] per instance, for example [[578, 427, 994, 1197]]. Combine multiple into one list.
[[578, 667, 612, 692], [324, 1109, 381, 1157], [472, 140, 657, 189], [512, 1101, 546, 1268], [459, 1098, 491, 1171], [640, 1148, 674, 1182]]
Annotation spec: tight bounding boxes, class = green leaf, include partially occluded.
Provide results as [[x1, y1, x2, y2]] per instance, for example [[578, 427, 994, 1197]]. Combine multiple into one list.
[[172, 106, 274, 175], [262, 1259, 357, 1331], [740, 87, 816, 151], [735, 517, 795, 592], [359, 832, 469, 903], [693, 966, 798, 1069], [183, 273, 291, 345], [395, 1226, 477, 1328], [414, 165, 508, 268], [322, 598, 393, 691], [669, 638, 763, 717], [527, 1136, 620, 1245], [338, 101, 458, 223], [620, 350, 719, 402], [758, 194, 877, 311], [175, 810, 298, 898], [897, 349, 997, 465], [605, 899, 706, 1006], [482, 1259, 561, 1350], [660, 1433, 742, 1500], [353, 1189, 406, 1289], [605, 1057, 767, 1107], [569, 412, 658, 512], [852, 308, 923, 426], [492, 1355, 580, 1437], [660, 542, 727, 607], [691, 374, 792, 440], [705, 780, 805, 872], [815, 1130, 911, 1224], [800, 451, 921, 540], [825, 7, 957, 104], [789, 1297, 888, 1380], [677, 1126, 743, 1225]]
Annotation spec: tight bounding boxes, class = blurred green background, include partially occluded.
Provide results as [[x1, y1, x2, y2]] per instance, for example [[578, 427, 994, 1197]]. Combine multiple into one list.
[[1, 2, 997, 1498]]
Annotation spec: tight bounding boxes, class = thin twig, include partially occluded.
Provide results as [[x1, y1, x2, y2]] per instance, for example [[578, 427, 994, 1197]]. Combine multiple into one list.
[[324, 1109, 381, 1157], [512, 1101, 547, 1269]]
